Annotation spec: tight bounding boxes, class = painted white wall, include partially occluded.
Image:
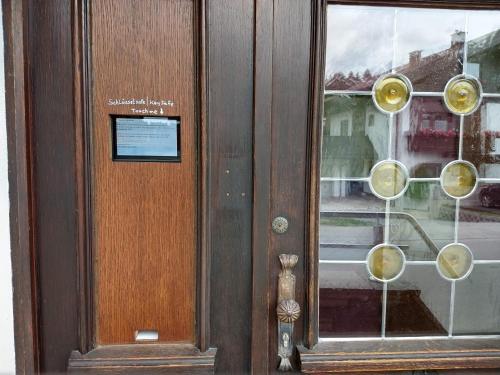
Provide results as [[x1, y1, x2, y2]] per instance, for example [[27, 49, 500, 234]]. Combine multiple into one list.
[[0, 4, 16, 375]]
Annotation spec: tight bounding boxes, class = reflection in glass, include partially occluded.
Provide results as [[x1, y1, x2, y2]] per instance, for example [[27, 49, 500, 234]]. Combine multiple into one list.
[[320, 182, 385, 262], [395, 97, 459, 178], [321, 4, 500, 340], [466, 11, 500, 93], [325, 6, 394, 91], [454, 264, 500, 335], [322, 95, 389, 178], [387, 264, 450, 337], [437, 243, 473, 280], [394, 8, 466, 92], [366, 245, 405, 282], [319, 263, 382, 337], [463, 98, 500, 179], [390, 182, 455, 261], [458, 183, 500, 260]]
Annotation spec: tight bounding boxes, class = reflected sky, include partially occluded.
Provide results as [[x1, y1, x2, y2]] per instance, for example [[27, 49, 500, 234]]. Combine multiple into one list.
[[326, 5, 500, 92], [325, 6, 393, 79]]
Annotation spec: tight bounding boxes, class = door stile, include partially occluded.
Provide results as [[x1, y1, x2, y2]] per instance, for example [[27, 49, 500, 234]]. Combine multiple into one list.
[[3, 0, 39, 372], [304, 0, 327, 349], [73, 0, 93, 355], [251, 0, 274, 373]]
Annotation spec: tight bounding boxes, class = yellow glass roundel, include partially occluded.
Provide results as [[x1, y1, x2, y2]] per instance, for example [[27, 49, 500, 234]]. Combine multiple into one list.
[[444, 75, 482, 115], [369, 160, 409, 199], [441, 161, 478, 199], [437, 243, 473, 281], [373, 74, 412, 113], [367, 244, 405, 282]]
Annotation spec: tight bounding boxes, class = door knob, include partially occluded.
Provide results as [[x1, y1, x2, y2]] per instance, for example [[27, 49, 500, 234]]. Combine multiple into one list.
[[276, 254, 300, 371]]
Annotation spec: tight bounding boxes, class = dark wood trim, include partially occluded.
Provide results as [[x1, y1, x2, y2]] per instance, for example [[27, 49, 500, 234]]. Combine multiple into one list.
[[3, 0, 39, 373], [251, 0, 273, 373], [196, 0, 211, 354], [73, 0, 93, 355], [299, 339, 500, 373], [68, 344, 216, 374], [304, 0, 327, 350], [330, 0, 500, 9]]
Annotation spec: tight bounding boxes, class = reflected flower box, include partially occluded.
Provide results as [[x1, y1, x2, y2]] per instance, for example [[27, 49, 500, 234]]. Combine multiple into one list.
[[406, 129, 459, 156]]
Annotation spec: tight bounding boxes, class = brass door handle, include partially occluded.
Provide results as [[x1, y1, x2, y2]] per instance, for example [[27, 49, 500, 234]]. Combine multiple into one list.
[[277, 254, 300, 371], [277, 299, 300, 323]]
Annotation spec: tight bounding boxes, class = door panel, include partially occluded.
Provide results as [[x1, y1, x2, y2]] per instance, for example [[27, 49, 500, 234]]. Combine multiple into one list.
[[90, 0, 196, 345]]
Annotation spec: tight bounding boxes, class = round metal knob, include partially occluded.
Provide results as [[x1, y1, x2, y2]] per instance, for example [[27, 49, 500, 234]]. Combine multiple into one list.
[[272, 216, 289, 234], [277, 299, 300, 323]]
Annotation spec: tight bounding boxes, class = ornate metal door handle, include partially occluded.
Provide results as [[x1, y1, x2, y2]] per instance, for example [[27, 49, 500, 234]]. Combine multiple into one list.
[[276, 254, 300, 371]]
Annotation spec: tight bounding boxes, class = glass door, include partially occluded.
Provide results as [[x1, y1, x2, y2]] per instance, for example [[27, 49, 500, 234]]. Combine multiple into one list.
[[319, 3, 500, 342]]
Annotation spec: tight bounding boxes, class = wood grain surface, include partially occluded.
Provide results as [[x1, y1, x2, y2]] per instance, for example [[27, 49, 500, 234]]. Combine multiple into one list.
[[91, 0, 196, 344]]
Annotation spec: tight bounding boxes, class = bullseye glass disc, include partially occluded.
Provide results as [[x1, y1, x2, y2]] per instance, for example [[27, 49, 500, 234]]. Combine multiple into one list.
[[366, 244, 406, 282], [436, 243, 473, 281], [369, 160, 409, 200], [444, 75, 482, 115], [373, 74, 412, 113], [440, 161, 478, 199]]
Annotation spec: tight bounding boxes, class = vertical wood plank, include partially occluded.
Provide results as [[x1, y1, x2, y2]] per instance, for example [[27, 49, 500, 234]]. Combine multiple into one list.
[[251, 0, 274, 373], [28, 0, 79, 371], [269, 0, 312, 372], [208, 0, 254, 373], [3, 0, 39, 372]]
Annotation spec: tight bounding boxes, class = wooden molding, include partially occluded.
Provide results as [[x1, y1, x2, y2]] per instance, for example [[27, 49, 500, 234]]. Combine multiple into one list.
[[68, 344, 216, 374], [299, 339, 500, 373], [3, 0, 39, 373], [305, 0, 327, 350]]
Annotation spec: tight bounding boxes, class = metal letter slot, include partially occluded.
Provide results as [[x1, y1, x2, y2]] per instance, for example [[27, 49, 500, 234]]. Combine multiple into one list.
[[134, 330, 159, 342], [276, 254, 300, 371]]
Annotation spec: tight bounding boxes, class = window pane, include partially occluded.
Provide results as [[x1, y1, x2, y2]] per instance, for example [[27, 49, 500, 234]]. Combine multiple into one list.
[[325, 6, 394, 91], [454, 264, 500, 335], [466, 11, 500, 93], [323, 95, 389, 178], [320, 4, 500, 340], [395, 97, 460, 178], [319, 263, 382, 337], [386, 264, 451, 337], [389, 181, 455, 261], [459, 182, 500, 260], [463, 98, 500, 179], [394, 8, 466, 92]]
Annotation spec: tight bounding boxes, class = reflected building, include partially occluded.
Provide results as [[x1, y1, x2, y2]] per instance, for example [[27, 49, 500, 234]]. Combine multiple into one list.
[[323, 28, 500, 201]]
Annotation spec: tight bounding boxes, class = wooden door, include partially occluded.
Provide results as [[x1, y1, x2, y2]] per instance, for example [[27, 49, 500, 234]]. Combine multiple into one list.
[[6, 0, 500, 374]]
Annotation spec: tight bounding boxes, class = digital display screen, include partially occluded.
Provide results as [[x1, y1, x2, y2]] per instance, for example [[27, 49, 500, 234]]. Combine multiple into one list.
[[112, 116, 180, 162]]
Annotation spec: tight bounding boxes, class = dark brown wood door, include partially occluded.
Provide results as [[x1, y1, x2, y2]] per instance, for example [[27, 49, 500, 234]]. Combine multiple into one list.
[[7, 0, 500, 374]]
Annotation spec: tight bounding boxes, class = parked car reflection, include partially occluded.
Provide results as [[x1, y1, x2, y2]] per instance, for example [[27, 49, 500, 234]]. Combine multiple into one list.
[[479, 184, 500, 207]]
